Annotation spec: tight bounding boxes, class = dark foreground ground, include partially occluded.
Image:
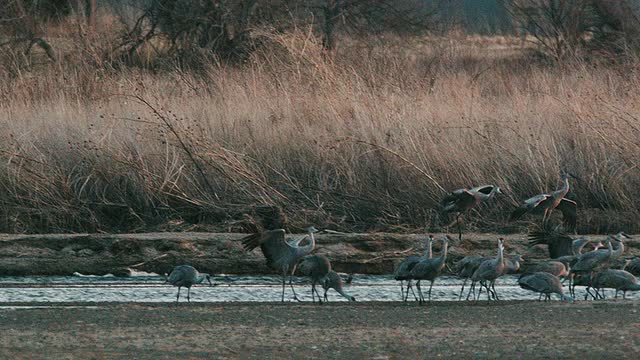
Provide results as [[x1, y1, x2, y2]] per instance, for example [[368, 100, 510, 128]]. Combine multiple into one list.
[[1, 301, 639, 359]]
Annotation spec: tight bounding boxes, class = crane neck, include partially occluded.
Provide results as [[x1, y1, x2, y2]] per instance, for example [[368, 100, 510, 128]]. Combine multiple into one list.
[[557, 177, 570, 196], [426, 237, 433, 258], [437, 239, 449, 265], [497, 244, 504, 265], [195, 273, 208, 284], [508, 256, 521, 272], [573, 238, 589, 255], [609, 238, 624, 258], [476, 187, 498, 201], [298, 229, 316, 255], [336, 288, 356, 301], [487, 187, 499, 199]]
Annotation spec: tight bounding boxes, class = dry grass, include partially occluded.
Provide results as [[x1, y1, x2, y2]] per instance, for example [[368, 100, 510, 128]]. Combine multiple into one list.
[[1, 24, 640, 234]]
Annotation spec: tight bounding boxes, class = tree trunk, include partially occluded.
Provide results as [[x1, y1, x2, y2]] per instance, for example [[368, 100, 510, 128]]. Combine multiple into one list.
[[85, 0, 97, 35], [323, 0, 341, 52]]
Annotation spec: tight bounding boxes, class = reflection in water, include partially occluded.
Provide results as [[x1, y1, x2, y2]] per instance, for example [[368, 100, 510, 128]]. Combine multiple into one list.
[[0, 274, 635, 303]]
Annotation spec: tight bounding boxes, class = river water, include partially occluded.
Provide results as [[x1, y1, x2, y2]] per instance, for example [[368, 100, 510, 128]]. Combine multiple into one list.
[[0, 272, 635, 303]]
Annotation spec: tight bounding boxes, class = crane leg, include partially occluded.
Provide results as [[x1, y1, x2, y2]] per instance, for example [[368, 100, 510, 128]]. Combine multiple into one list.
[[491, 281, 499, 301], [546, 209, 554, 227], [585, 287, 597, 300], [399, 280, 405, 300], [311, 283, 316, 303], [289, 274, 301, 302], [281, 272, 286, 302], [615, 289, 619, 299], [176, 287, 181, 302], [416, 281, 424, 304], [467, 281, 476, 301], [314, 283, 323, 304], [428, 280, 435, 302], [485, 283, 491, 301], [187, 287, 191, 302], [410, 283, 419, 302], [569, 273, 575, 298], [324, 289, 329, 302], [406, 281, 418, 302], [457, 214, 462, 241], [538, 292, 543, 301], [459, 279, 467, 301], [476, 283, 483, 301], [623, 291, 627, 299]]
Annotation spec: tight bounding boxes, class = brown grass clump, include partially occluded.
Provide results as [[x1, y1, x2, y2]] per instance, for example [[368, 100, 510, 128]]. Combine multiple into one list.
[[1, 24, 639, 234]]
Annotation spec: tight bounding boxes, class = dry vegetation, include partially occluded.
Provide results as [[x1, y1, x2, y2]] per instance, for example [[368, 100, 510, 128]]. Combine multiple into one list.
[[1, 10, 640, 235]]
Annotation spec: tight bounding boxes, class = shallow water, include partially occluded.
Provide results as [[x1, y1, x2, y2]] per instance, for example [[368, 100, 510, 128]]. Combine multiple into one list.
[[1, 273, 635, 303]]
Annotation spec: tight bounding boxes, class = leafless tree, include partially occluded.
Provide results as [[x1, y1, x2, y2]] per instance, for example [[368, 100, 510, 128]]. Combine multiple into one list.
[[501, 0, 640, 59]]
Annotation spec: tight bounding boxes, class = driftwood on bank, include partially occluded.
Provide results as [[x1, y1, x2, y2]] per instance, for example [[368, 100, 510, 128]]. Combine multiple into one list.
[[0, 232, 638, 276]]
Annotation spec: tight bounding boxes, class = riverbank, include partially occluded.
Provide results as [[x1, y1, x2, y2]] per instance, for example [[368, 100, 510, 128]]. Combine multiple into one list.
[[1, 232, 639, 276], [1, 301, 638, 358]]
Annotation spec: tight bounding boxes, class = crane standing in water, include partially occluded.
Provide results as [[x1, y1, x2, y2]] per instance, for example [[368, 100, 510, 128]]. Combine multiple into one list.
[[409, 235, 450, 304], [394, 234, 434, 301], [518, 272, 573, 302], [241, 224, 319, 302], [167, 265, 212, 302], [457, 255, 491, 301], [299, 254, 332, 303], [469, 238, 506, 301], [323, 270, 356, 302]]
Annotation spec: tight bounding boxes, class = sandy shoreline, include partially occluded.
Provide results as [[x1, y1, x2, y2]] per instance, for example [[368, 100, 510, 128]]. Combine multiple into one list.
[[1, 301, 639, 359]]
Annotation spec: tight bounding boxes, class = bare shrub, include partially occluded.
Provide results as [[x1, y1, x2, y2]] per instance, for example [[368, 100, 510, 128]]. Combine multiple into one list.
[[502, 0, 640, 60], [1, 30, 640, 234]]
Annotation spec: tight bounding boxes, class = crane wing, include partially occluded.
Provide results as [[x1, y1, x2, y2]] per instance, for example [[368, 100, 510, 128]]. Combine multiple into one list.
[[469, 185, 495, 195], [258, 229, 298, 270], [241, 229, 285, 250], [254, 205, 288, 230], [439, 188, 469, 207], [509, 194, 549, 221], [528, 227, 574, 258], [556, 198, 577, 232], [518, 272, 556, 293]]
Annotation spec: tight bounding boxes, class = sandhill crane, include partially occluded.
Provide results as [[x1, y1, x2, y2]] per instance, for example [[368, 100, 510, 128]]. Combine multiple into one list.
[[505, 254, 524, 274], [623, 257, 640, 276], [440, 185, 501, 240], [394, 235, 434, 301], [299, 254, 332, 303], [529, 228, 598, 258], [552, 238, 603, 267], [591, 269, 640, 299], [322, 270, 356, 302], [456, 255, 491, 300], [167, 265, 212, 302], [510, 174, 577, 231], [570, 233, 630, 297], [469, 238, 505, 301], [528, 260, 569, 279], [409, 235, 449, 304], [518, 272, 573, 302], [241, 225, 319, 302]]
